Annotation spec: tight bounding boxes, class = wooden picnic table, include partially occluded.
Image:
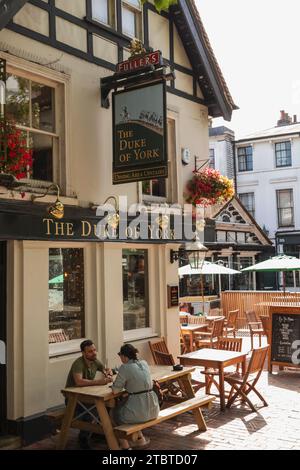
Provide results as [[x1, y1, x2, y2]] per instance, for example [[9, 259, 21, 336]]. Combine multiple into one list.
[[58, 365, 199, 450], [178, 348, 247, 411]]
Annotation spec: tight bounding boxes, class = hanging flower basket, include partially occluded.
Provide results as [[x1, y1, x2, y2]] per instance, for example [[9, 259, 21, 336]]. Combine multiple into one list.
[[185, 167, 235, 207], [0, 119, 33, 180]]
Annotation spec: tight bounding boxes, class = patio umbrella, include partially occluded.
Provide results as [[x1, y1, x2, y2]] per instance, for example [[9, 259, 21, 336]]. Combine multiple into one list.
[[241, 255, 300, 293], [178, 261, 240, 276], [49, 274, 64, 284], [178, 261, 240, 300]]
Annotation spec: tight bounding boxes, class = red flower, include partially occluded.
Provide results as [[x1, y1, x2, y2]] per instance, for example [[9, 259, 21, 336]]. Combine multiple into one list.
[[185, 167, 235, 207], [0, 120, 33, 180]]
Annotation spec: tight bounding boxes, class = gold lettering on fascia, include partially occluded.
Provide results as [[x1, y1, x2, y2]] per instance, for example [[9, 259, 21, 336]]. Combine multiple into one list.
[[43, 219, 176, 240]]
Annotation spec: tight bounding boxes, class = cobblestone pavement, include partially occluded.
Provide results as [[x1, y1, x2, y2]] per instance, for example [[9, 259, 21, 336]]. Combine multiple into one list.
[[22, 366, 300, 450]]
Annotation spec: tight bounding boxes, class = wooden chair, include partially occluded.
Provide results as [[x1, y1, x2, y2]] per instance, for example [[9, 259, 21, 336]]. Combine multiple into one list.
[[245, 310, 264, 349], [259, 315, 271, 342], [223, 309, 239, 337], [224, 346, 269, 412], [148, 338, 204, 394], [188, 315, 207, 325], [201, 337, 243, 394], [194, 317, 225, 349], [179, 314, 189, 324], [149, 337, 175, 365]]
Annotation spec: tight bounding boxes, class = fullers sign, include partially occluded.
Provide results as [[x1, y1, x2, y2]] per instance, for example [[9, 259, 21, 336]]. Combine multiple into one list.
[[116, 50, 162, 73], [112, 81, 167, 184]]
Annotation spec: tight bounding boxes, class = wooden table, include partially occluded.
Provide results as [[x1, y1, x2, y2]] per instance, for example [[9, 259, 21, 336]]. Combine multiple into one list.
[[178, 349, 247, 411], [181, 324, 208, 351], [58, 365, 197, 450]]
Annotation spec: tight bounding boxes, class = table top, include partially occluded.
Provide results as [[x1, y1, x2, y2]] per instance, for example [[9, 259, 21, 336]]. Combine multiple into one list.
[[62, 365, 196, 399], [206, 315, 224, 321], [181, 324, 208, 331], [178, 348, 246, 363]]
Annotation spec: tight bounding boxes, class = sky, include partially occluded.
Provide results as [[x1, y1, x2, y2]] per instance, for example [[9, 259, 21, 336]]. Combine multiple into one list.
[[196, 0, 300, 138]]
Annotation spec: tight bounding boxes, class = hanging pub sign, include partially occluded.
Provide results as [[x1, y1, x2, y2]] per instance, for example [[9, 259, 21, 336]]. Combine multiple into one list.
[[112, 81, 168, 184]]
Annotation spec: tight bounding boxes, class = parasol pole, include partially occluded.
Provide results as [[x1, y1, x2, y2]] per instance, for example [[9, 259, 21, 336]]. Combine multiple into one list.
[[200, 273, 205, 315]]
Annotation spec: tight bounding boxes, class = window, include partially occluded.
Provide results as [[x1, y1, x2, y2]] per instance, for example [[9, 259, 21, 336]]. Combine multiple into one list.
[[239, 192, 255, 218], [6, 72, 57, 182], [209, 148, 215, 169], [142, 118, 177, 203], [91, 0, 115, 27], [49, 248, 85, 343], [275, 141, 291, 167], [277, 189, 294, 227], [237, 146, 253, 172], [122, 0, 142, 38], [122, 249, 149, 331]]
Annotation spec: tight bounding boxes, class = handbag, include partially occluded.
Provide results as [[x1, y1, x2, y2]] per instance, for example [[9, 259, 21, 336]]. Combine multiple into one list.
[[152, 380, 164, 407]]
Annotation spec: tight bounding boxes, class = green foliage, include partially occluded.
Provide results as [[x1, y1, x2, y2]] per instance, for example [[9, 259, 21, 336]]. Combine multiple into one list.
[[141, 0, 178, 13]]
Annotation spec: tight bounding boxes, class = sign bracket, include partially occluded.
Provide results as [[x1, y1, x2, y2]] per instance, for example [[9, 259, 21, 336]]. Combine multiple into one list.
[[101, 54, 175, 108]]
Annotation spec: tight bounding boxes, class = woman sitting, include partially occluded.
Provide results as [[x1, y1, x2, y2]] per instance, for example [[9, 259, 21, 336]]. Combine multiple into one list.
[[111, 344, 160, 449]]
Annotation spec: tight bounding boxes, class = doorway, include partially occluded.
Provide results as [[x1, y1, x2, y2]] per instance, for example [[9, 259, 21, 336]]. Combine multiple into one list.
[[0, 242, 7, 434]]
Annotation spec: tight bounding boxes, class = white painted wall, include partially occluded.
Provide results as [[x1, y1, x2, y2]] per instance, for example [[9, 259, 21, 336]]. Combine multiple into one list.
[[236, 137, 300, 243]]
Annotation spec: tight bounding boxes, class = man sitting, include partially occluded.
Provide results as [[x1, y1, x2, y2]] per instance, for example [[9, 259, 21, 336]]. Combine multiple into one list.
[[65, 339, 112, 449]]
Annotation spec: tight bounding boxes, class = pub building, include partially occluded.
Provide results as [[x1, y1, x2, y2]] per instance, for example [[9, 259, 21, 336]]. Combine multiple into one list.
[[0, 1, 236, 442]]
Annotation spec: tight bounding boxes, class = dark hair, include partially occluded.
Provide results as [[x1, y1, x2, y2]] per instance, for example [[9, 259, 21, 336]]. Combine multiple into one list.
[[80, 340, 94, 352], [118, 344, 138, 360]]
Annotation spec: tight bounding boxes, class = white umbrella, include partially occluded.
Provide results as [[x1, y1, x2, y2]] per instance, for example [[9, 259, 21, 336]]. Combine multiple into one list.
[[179, 261, 240, 298], [179, 261, 240, 276], [241, 255, 300, 293]]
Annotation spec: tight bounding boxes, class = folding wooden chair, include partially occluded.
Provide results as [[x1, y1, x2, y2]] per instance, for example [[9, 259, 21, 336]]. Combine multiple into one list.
[[148, 338, 204, 394], [194, 317, 225, 349], [245, 310, 264, 349], [225, 346, 269, 412], [223, 309, 239, 337], [259, 315, 271, 343], [201, 337, 243, 395]]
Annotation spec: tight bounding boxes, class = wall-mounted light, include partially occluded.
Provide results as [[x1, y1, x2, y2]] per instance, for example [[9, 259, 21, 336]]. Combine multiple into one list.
[[170, 237, 208, 269], [31, 183, 64, 220], [90, 196, 120, 229]]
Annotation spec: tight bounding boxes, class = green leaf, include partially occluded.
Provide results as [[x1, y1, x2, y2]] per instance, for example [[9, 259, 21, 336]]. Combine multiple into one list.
[[141, 0, 178, 13]]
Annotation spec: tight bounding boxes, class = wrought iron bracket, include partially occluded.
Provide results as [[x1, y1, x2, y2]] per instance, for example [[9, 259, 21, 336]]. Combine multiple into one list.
[[100, 64, 175, 109]]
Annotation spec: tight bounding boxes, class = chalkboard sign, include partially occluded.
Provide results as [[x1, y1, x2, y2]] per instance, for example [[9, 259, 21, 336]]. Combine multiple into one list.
[[271, 313, 300, 363], [269, 307, 300, 372]]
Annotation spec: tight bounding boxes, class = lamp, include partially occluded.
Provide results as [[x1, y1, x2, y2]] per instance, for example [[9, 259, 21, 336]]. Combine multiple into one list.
[[170, 236, 208, 269], [31, 183, 64, 220], [92, 196, 120, 229]]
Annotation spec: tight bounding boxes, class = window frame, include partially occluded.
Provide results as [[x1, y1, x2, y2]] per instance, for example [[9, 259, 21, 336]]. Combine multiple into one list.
[[3, 54, 69, 194], [237, 146, 253, 172], [239, 192, 255, 218], [91, 0, 116, 29], [140, 115, 178, 205], [47, 243, 88, 358], [121, 0, 143, 39], [209, 148, 215, 169], [277, 189, 294, 227], [275, 140, 292, 168]]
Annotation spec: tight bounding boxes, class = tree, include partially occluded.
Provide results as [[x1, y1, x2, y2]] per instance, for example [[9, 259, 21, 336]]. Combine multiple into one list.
[[141, 0, 178, 13]]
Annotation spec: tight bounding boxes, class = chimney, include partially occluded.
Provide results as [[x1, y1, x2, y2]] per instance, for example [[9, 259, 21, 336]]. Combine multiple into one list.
[[277, 110, 293, 126]]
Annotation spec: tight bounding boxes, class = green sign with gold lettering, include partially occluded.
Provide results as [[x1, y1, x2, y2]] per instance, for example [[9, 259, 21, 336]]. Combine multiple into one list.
[[112, 81, 168, 184]]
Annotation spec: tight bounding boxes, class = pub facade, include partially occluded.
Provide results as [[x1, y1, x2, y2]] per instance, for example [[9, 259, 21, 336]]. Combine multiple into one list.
[[0, 0, 236, 441]]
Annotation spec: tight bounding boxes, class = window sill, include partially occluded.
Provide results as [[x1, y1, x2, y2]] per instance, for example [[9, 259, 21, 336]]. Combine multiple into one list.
[[124, 329, 158, 342], [49, 338, 85, 358]]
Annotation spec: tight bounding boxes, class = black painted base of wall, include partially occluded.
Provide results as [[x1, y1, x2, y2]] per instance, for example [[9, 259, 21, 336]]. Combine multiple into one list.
[[6, 414, 55, 446]]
